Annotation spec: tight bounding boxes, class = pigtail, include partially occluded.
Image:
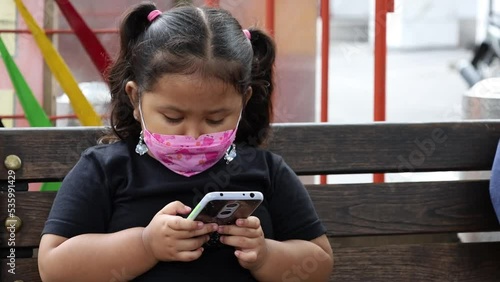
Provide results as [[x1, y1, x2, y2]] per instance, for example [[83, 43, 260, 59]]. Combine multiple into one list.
[[236, 28, 276, 147], [103, 3, 159, 143], [120, 3, 158, 50]]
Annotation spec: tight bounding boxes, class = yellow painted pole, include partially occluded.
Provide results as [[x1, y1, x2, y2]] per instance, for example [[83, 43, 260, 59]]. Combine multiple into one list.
[[14, 0, 102, 126]]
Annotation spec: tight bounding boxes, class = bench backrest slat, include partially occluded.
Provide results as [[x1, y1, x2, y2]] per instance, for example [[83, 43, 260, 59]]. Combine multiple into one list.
[[0, 127, 104, 182], [308, 180, 500, 236], [267, 121, 500, 174], [0, 191, 54, 248], [1, 258, 40, 281], [2, 121, 500, 181], [332, 242, 500, 281], [2, 179, 498, 248]]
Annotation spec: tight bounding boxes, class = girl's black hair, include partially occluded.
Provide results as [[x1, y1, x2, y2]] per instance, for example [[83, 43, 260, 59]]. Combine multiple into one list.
[[101, 2, 276, 146]]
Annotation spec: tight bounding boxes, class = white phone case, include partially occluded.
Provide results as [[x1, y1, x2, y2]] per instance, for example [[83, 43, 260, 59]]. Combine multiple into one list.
[[187, 191, 264, 225]]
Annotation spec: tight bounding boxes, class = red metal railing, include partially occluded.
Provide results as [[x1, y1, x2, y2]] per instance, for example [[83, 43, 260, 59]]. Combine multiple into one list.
[[373, 0, 394, 183], [266, 0, 275, 37]]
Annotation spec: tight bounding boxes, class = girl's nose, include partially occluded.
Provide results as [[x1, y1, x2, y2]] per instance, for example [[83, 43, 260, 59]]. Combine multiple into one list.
[[184, 126, 202, 139]]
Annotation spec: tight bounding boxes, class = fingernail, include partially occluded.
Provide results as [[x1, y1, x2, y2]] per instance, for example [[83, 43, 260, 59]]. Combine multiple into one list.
[[237, 219, 243, 225], [197, 222, 204, 228], [218, 226, 223, 233], [212, 224, 218, 231]]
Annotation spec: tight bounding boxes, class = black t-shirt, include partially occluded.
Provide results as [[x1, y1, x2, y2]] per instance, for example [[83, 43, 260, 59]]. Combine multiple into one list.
[[42, 138, 326, 281]]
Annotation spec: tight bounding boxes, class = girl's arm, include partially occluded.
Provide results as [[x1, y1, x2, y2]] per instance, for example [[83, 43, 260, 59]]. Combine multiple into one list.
[[39, 202, 218, 282], [251, 235, 333, 282], [38, 228, 157, 282], [218, 218, 333, 282]]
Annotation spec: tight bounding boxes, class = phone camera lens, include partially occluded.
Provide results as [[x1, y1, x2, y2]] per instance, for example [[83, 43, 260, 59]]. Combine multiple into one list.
[[250, 193, 254, 198], [227, 203, 238, 208], [220, 193, 223, 196], [221, 210, 231, 215]]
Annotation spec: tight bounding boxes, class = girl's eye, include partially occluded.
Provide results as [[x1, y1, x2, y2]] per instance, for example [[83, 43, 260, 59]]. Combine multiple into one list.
[[165, 116, 183, 123], [207, 119, 224, 125]]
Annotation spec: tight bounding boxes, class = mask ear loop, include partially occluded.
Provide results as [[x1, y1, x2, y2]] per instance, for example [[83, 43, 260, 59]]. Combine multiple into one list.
[[137, 95, 148, 130], [135, 95, 149, 155], [224, 110, 242, 164]]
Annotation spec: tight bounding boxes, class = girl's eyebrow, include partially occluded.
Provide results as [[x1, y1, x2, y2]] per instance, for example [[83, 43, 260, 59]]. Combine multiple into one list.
[[206, 108, 231, 114], [157, 105, 231, 115], [157, 105, 184, 112]]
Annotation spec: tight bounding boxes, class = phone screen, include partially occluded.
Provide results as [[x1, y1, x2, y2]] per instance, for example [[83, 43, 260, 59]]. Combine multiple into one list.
[[192, 199, 262, 225]]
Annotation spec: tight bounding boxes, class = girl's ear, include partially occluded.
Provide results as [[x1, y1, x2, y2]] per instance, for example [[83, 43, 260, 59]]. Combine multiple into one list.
[[125, 81, 140, 121], [244, 86, 253, 106]]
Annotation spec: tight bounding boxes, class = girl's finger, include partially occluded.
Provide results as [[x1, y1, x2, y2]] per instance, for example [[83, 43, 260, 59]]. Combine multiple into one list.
[[166, 216, 218, 233], [235, 216, 261, 229], [218, 225, 261, 238], [234, 249, 258, 263], [170, 235, 210, 252], [174, 223, 218, 238], [174, 248, 205, 262], [219, 234, 256, 249], [165, 216, 201, 231]]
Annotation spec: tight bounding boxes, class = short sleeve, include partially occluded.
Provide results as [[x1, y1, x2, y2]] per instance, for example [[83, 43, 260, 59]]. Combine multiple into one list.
[[268, 156, 326, 241], [490, 140, 500, 223], [41, 148, 112, 238]]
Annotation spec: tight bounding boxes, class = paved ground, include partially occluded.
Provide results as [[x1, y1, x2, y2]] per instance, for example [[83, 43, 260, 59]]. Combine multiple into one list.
[[316, 42, 479, 184], [327, 44, 470, 123]]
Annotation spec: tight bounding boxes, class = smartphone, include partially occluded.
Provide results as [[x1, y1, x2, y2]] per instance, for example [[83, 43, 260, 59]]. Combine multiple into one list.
[[187, 191, 264, 225]]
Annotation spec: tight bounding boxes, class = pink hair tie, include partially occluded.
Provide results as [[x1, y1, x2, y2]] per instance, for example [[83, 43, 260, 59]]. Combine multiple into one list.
[[148, 10, 162, 22], [243, 29, 251, 40]]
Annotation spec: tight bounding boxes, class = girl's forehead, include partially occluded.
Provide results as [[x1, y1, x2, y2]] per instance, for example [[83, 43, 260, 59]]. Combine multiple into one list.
[[154, 73, 236, 92], [146, 74, 242, 109]]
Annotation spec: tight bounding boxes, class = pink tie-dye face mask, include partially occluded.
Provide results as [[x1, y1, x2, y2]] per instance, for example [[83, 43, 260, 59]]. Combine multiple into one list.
[[138, 103, 239, 177]]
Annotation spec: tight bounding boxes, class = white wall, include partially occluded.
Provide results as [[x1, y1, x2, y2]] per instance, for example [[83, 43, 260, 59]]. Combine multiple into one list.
[[458, 0, 478, 19], [476, 0, 498, 43], [332, 0, 476, 19], [366, 0, 478, 49], [331, 0, 369, 19], [332, 0, 479, 48]]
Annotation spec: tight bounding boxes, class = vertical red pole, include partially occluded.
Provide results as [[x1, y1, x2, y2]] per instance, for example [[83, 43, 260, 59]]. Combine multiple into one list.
[[320, 0, 330, 185], [266, 0, 275, 37], [373, 0, 393, 183], [205, 0, 219, 7]]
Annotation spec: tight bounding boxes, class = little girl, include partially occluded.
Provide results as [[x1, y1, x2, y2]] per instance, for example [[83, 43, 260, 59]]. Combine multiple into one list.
[[38, 2, 333, 281]]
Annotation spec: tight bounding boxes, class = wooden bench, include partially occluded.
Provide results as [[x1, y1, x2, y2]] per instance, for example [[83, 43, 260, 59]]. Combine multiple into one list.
[[2, 121, 500, 281]]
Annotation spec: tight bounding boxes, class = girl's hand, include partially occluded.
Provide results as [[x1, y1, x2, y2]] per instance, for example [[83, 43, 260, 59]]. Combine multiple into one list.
[[142, 201, 218, 262], [217, 216, 269, 271]]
